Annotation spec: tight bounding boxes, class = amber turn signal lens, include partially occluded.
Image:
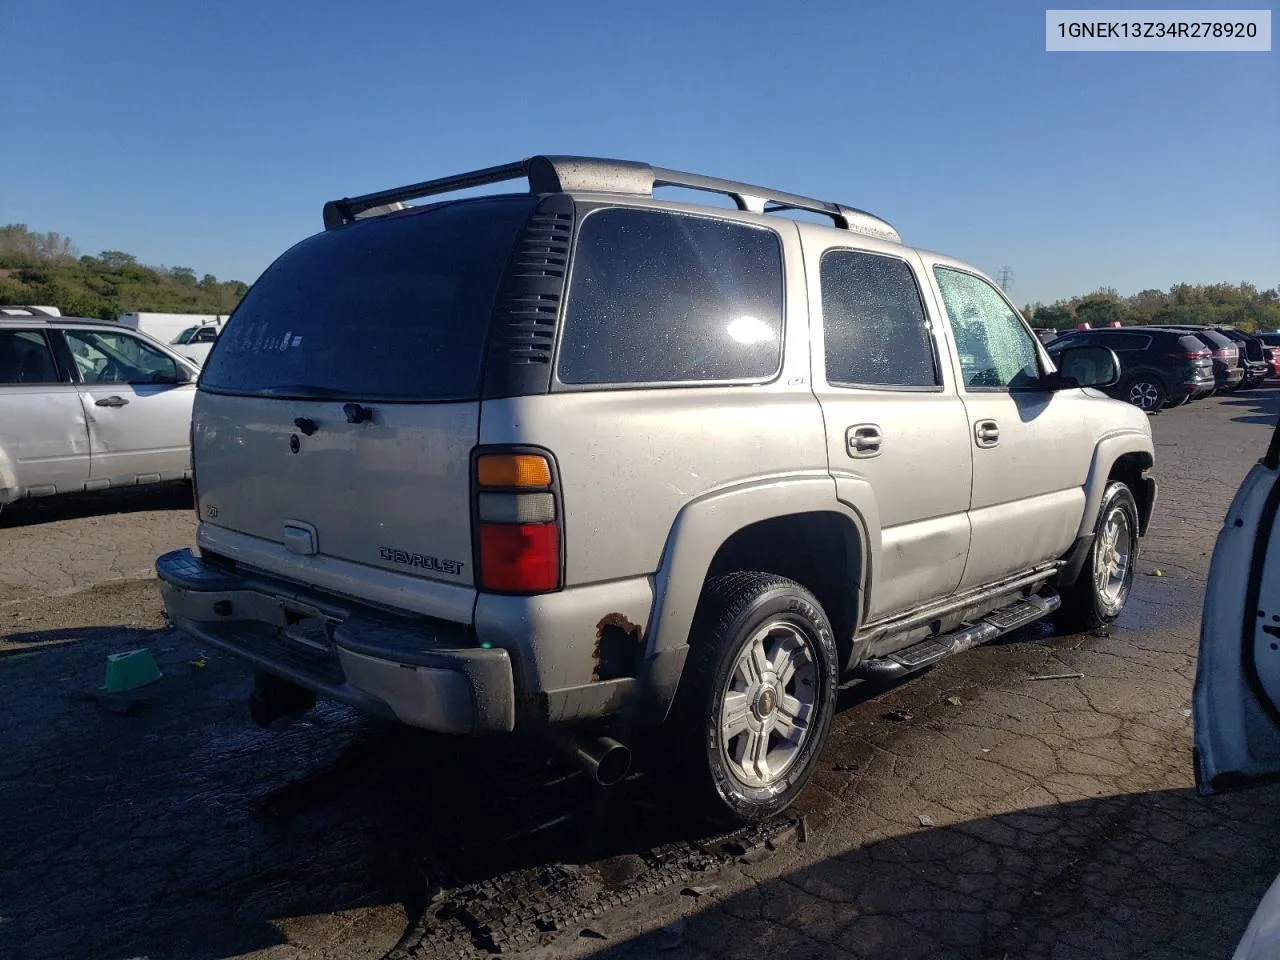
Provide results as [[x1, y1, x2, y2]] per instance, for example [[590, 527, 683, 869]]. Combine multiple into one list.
[[476, 454, 552, 489]]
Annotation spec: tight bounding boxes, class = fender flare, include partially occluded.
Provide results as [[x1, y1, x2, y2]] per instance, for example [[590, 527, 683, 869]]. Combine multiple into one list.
[[639, 475, 873, 720], [1077, 430, 1156, 540]]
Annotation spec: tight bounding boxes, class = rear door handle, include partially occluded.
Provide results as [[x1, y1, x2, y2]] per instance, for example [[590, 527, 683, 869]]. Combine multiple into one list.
[[846, 424, 883, 458], [94, 396, 129, 408], [974, 419, 1000, 448]]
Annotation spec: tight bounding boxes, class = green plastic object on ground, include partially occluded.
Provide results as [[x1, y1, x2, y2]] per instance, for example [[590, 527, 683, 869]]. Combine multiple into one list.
[[103, 649, 162, 693]]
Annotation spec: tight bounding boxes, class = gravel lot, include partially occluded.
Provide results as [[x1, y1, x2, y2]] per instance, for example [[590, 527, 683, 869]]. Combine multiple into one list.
[[2, 387, 1279, 960]]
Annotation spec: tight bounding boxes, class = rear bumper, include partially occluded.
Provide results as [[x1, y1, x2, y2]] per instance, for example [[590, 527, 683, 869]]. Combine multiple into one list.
[[155, 549, 514, 734]]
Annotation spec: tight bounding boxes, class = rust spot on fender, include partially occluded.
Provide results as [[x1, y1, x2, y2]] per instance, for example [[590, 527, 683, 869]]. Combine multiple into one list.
[[592, 613, 643, 682]]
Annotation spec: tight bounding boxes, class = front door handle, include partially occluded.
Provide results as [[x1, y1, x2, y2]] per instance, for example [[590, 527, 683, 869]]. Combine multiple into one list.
[[975, 419, 1000, 448], [94, 395, 129, 408], [846, 423, 883, 458]]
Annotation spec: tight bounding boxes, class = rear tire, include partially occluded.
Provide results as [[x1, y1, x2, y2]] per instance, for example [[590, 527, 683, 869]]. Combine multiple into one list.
[[1121, 375, 1165, 412], [667, 573, 838, 824], [1056, 482, 1140, 633]]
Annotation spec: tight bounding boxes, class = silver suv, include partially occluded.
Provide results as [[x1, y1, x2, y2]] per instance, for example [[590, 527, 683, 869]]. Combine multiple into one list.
[[156, 156, 1157, 822]]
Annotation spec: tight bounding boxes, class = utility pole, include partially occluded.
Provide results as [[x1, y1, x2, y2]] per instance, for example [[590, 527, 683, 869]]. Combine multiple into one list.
[[995, 266, 1014, 294]]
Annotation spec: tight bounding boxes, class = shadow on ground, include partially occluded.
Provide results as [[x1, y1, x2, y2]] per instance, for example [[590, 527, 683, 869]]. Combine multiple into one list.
[[0, 616, 1056, 960], [0, 480, 192, 529], [584, 783, 1280, 960], [1219, 382, 1280, 426]]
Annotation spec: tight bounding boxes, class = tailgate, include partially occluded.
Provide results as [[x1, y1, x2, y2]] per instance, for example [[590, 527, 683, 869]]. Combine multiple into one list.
[[195, 392, 478, 586]]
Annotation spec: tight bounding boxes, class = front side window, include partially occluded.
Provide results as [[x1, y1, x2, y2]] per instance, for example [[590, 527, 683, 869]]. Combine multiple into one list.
[[62, 330, 179, 384], [820, 250, 938, 388], [934, 267, 1041, 390], [557, 208, 784, 385], [0, 330, 61, 385]]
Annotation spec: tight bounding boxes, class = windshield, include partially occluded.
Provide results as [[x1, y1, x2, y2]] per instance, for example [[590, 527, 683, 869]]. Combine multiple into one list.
[[200, 197, 534, 401]]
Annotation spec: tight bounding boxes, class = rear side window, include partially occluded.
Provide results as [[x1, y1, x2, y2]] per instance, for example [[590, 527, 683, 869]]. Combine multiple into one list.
[[557, 208, 783, 385], [201, 198, 534, 401], [1098, 333, 1149, 351], [820, 250, 938, 387], [0, 330, 60, 385]]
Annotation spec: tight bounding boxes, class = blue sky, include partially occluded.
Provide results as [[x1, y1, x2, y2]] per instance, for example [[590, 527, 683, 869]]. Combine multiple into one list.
[[2, 0, 1276, 305]]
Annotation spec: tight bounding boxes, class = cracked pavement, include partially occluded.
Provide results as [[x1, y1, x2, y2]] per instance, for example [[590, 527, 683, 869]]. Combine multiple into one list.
[[1, 387, 1278, 959]]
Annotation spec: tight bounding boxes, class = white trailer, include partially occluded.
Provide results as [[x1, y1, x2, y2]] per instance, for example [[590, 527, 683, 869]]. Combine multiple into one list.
[[117, 312, 226, 365]]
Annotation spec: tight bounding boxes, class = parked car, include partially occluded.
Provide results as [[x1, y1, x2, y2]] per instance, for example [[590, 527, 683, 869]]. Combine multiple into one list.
[[1045, 327, 1215, 410], [0, 316, 197, 514], [168, 323, 220, 366], [1158, 325, 1257, 391], [1214, 327, 1272, 388], [1264, 345, 1280, 378], [155, 155, 1156, 823], [1154, 327, 1246, 392], [1255, 332, 1280, 348], [1193, 417, 1280, 958]]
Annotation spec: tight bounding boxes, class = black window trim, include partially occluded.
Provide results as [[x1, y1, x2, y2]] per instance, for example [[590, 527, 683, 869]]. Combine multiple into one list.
[[818, 246, 944, 394], [0, 327, 74, 387], [550, 203, 788, 393], [931, 264, 1048, 394]]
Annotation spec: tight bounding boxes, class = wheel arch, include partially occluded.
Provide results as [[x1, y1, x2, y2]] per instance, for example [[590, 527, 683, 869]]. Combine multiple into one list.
[[640, 477, 869, 721], [1077, 435, 1157, 541]]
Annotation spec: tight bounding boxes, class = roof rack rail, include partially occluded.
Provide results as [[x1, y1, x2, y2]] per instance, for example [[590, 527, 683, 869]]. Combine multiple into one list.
[[321, 156, 901, 243]]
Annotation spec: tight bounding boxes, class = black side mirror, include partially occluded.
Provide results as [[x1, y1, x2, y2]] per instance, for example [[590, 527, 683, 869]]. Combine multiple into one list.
[[1049, 345, 1120, 390]]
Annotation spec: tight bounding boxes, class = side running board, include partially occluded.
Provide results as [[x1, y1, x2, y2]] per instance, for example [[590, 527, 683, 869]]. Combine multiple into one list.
[[853, 593, 1061, 681]]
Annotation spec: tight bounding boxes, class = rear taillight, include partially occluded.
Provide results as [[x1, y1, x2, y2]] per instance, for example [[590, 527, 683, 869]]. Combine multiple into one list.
[[1168, 350, 1211, 361], [1215, 348, 1238, 359], [473, 451, 561, 594]]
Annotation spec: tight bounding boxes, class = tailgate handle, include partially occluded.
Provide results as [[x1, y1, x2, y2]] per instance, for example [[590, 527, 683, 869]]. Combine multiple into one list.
[[283, 520, 318, 556], [343, 403, 374, 424]]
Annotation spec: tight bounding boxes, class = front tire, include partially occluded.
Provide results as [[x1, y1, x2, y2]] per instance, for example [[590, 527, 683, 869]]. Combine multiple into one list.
[[668, 573, 838, 824], [1057, 482, 1139, 632]]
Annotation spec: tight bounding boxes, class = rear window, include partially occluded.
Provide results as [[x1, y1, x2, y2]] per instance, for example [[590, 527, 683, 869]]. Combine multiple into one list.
[[201, 198, 534, 401], [557, 208, 784, 385], [1178, 335, 1211, 353]]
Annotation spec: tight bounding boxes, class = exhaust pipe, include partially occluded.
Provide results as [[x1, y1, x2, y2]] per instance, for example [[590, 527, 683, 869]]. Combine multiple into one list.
[[545, 730, 633, 786]]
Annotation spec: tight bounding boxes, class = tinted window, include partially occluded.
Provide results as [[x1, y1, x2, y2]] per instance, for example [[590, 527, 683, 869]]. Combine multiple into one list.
[[63, 329, 179, 384], [1258, 333, 1280, 346], [0, 330, 60, 385], [1178, 335, 1210, 353], [933, 268, 1041, 389], [558, 208, 783, 385], [820, 250, 937, 387], [1095, 332, 1149, 351], [201, 198, 534, 401]]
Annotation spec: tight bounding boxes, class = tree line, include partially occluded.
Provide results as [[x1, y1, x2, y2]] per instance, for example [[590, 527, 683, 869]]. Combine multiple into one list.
[[1023, 282, 1280, 332], [0, 224, 249, 320], [4, 224, 1278, 334]]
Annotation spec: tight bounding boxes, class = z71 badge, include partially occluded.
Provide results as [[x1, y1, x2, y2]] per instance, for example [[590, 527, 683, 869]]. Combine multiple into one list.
[[379, 547, 464, 576]]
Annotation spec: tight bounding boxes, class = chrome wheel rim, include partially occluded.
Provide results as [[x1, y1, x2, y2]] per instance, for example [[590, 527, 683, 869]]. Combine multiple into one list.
[[1127, 380, 1161, 410], [1094, 506, 1133, 605], [720, 620, 818, 789]]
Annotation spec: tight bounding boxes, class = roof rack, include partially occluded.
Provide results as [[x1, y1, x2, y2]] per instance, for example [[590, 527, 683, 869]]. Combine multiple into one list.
[[321, 155, 901, 243]]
